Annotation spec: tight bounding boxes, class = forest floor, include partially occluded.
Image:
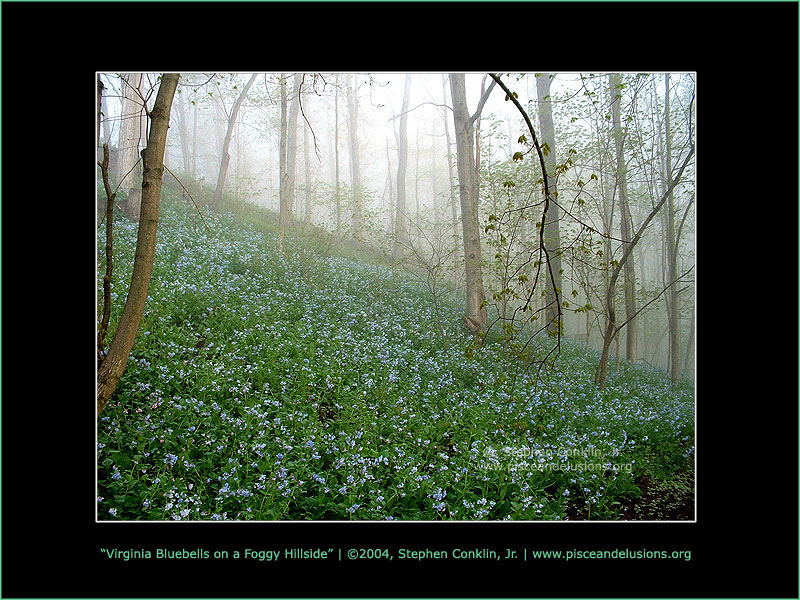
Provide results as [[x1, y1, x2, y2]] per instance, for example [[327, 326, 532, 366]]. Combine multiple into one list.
[[97, 194, 695, 521]]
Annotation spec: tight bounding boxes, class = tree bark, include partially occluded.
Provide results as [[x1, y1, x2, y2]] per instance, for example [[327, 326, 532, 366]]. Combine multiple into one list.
[[212, 73, 257, 208], [117, 73, 146, 220], [664, 73, 681, 383], [97, 73, 179, 415], [286, 73, 302, 219], [536, 74, 563, 336], [441, 75, 459, 249], [346, 75, 363, 240], [393, 73, 412, 261], [303, 99, 313, 224], [609, 73, 638, 361], [334, 74, 341, 238], [449, 73, 487, 337], [595, 136, 695, 389], [279, 74, 289, 247]]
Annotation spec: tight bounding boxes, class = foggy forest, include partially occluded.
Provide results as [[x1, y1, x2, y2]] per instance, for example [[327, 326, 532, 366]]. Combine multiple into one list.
[[96, 72, 695, 521]]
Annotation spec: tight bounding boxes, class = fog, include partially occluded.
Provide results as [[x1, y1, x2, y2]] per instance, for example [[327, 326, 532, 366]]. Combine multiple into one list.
[[98, 72, 695, 377]]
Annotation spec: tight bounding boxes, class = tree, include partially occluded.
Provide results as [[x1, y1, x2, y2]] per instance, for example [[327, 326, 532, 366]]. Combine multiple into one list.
[[535, 73, 563, 335], [212, 73, 257, 208], [441, 74, 460, 248], [609, 73, 638, 361], [333, 74, 342, 237], [346, 74, 363, 239], [393, 73, 412, 261], [449, 73, 495, 337], [594, 130, 694, 389], [279, 74, 289, 247], [97, 73, 180, 415], [664, 73, 680, 384], [286, 73, 302, 220], [116, 73, 147, 220]]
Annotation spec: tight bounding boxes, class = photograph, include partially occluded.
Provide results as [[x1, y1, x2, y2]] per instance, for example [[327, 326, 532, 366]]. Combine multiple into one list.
[[96, 71, 696, 523]]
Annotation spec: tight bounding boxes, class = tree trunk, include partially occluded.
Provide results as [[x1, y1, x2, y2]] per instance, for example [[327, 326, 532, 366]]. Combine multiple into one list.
[[442, 74, 459, 248], [286, 73, 302, 220], [212, 73, 257, 208], [449, 73, 487, 337], [175, 82, 192, 175], [334, 74, 341, 238], [664, 73, 681, 383], [191, 95, 198, 181], [346, 75, 363, 239], [595, 136, 695, 389], [536, 74, 563, 336], [609, 73, 638, 361], [117, 73, 146, 219], [303, 101, 313, 224], [279, 74, 289, 247], [97, 73, 179, 415], [393, 73, 412, 261]]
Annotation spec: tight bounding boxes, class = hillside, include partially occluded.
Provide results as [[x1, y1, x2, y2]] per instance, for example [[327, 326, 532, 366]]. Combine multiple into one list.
[[97, 196, 695, 521]]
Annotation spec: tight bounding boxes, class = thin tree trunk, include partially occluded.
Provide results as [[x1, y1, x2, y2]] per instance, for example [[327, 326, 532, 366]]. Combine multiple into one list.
[[175, 83, 191, 174], [279, 74, 289, 248], [191, 96, 197, 181], [449, 73, 487, 337], [303, 105, 313, 224], [347, 74, 362, 239], [393, 74, 412, 261], [97, 73, 179, 415], [595, 137, 694, 389], [334, 74, 341, 238], [536, 73, 563, 336], [286, 73, 302, 221], [212, 73, 256, 208], [98, 144, 116, 361], [442, 74, 459, 248], [665, 73, 681, 383], [117, 73, 146, 220], [610, 73, 638, 361]]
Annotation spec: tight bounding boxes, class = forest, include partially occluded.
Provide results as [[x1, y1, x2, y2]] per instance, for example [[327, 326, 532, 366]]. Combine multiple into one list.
[[96, 72, 695, 521]]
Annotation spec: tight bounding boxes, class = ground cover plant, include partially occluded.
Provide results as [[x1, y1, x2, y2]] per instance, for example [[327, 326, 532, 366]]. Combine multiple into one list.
[[97, 196, 695, 521]]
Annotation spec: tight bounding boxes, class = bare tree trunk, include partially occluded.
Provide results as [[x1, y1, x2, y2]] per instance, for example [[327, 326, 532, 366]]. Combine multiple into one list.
[[303, 101, 313, 224], [212, 73, 256, 208], [117, 73, 146, 220], [610, 73, 638, 361], [442, 75, 459, 247], [175, 82, 191, 175], [682, 301, 694, 379], [536, 73, 563, 336], [449, 73, 487, 337], [595, 139, 695, 389], [334, 74, 341, 238], [286, 73, 302, 220], [346, 75, 363, 239], [415, 123, 421, 224], [191, 96, 197, 181], [279, 74, 289, 248], [393, 74, 412, 261], [664, 73, 681, 383], [97, 73, 179, 415], [98, 144, 116, 361], [430, 127, 439, 229]]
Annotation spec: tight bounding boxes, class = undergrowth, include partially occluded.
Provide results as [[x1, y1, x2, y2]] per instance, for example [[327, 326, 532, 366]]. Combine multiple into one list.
[[97, 195, 695, 521]]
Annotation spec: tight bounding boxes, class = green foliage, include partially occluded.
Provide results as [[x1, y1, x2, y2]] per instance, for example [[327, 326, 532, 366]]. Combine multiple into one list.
[[97, 197, 694, 521]]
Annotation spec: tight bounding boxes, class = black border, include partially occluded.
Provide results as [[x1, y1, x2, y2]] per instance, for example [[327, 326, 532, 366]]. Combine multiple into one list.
[[2, 2, 798, 598]]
